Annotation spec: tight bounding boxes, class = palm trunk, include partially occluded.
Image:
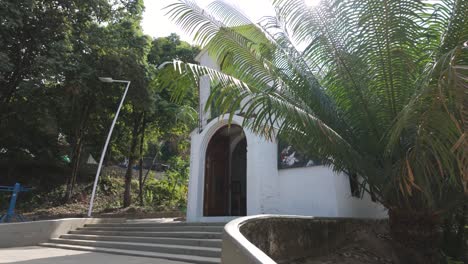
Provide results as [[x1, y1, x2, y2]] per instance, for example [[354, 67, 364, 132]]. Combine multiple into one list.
[[389, 209, 442, 264]]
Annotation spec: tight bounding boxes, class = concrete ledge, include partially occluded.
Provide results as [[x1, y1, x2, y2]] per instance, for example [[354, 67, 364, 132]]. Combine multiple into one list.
[[0, 218, 123, 248], [221, 214, 386, 264], [222, 215, 275, 264]]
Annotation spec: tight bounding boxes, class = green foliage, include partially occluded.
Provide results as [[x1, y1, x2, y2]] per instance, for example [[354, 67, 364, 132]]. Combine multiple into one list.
[[0, 0, 198, 208], [140, 176, 187, 209], [144, 188, 154, 205], [138, 156, 190, 209], [158, 156, 189, 208], [100, 175, 124, 197], [148, 33, 200, 66], [0, 0, 109, 162]]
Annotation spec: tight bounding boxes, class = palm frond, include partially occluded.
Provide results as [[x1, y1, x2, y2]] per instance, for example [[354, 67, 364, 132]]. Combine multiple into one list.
[[169, 60, 377, 175], [388, 43, 468, 200]]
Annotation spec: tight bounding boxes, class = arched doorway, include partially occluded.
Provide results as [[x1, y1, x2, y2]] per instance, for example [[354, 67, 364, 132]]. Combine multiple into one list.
[[203, 125, 247, 216]]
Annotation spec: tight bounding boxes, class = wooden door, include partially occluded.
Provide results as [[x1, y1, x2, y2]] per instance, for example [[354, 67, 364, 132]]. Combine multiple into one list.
[[204, 134, 229, 216], [230, 138, 247, 216]]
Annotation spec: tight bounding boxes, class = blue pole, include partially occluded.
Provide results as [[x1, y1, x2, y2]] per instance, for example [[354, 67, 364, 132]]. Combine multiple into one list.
[[5, 183, 20, 222]]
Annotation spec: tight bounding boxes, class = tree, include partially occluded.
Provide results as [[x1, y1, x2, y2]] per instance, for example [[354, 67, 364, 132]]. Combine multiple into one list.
[[166, 0, 467, 262], [131, 34, 199, 207], [148, 33, 200, 65], [103, 0, 152, 208], [0, 0, 110, 184], [100, 14, 199, 208], [52, 0, 149, 202], [0, 0, 199, 215], [58, 7, 113, 202]]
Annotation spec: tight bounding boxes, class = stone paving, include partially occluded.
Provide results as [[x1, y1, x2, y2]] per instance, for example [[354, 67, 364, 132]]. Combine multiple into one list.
[[0, 246, 191, 264]]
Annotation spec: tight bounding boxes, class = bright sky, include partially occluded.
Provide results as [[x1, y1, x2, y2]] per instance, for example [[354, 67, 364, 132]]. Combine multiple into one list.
[[142, 0, 275, 44], [142, 0, 438, 44]]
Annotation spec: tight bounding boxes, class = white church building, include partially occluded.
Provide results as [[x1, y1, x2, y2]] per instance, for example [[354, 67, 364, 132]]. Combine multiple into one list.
[[186, 50, 387, 222]]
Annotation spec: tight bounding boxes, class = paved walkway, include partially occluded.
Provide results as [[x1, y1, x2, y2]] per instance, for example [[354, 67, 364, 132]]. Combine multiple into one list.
[[0, 246, 191, 264]]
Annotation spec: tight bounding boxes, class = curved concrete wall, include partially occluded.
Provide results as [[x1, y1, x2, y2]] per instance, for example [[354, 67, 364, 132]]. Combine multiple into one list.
[[222, 215, 385, 264], [222, 215, 276, 264]]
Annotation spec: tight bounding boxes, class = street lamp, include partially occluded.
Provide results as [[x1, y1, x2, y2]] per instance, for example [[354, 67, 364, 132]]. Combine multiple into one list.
[[87, 77, 131, 217], [157, 61, 172, 70]]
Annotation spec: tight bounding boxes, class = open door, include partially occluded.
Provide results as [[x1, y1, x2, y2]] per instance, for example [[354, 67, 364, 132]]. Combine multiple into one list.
[[203, 125, 246, 216]]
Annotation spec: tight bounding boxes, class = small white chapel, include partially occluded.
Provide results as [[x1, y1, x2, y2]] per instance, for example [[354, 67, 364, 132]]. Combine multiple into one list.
[[185, 49, 387, 222]]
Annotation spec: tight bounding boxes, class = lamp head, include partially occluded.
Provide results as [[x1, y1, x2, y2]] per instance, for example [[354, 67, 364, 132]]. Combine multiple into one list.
[[157, 61, 172, 70], [98, 77, 114, 83]]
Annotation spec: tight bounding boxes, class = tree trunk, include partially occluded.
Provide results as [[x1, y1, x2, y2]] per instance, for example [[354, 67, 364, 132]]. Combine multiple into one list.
[[141, 152, 159, 198], [64, 103, 90, 202], [123, 112, 144, 208], [389, 209, 443, 264], [138, 112, 146, 206], [123, 155, 136, 208], [64, 138, 83, 201], [138, 155, 144, 206]]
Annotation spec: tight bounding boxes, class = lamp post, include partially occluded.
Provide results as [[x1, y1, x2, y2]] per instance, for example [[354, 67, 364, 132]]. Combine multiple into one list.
[[87, 77, 131, 217], [157, 61, 172, 70]]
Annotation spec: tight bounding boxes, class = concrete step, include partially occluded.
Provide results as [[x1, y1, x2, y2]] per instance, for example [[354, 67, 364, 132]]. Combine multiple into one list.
[[69, 230, 222, 239], [86, 222, 226, 228], [48, 238, 221, 258], [78, 226, 223, 232], [39, 242, 220, 264], [60, 234, 222, 248]]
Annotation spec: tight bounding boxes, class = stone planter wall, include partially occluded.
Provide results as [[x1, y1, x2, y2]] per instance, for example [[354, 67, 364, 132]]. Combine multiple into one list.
[[222, 215, 386, 264]]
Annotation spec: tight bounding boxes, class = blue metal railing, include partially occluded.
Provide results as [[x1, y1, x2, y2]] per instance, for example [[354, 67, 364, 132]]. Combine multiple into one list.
[[0, 183, 31, 223]]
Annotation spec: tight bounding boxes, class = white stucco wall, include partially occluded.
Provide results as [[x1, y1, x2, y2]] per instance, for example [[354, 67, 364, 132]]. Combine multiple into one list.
[[331, 173, 388, 218], [196, 49, 219, 128], [275, 166, 386, 218], [276, 166, 340, 217]]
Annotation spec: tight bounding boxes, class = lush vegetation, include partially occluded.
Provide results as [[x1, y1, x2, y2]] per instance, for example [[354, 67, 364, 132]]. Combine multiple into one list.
[[1, 0, 466, 262], [0, 0, 199, 215], [165, 0, 467, 263]]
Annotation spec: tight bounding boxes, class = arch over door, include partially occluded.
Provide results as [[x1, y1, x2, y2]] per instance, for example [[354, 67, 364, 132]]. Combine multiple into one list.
[[204, 125, 247, 216]]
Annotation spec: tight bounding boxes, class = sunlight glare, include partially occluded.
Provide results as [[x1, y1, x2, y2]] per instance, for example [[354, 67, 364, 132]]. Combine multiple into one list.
[[305, 0, 321, 7]]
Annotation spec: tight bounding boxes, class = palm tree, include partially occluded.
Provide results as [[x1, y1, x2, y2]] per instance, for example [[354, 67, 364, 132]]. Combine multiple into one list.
[[165, 0, 467, 262]]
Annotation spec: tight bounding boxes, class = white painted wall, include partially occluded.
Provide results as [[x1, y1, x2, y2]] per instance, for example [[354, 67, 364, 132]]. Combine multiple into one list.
[[247, 134, 279, 215], [276, 166, 340, 217], [332, 172, 388, 218], [270, 165, 387, 218], [196, 49, 219, 128]]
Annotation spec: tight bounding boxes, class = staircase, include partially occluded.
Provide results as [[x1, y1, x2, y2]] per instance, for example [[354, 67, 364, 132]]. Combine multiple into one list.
[[39, 220, 224, 264]]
